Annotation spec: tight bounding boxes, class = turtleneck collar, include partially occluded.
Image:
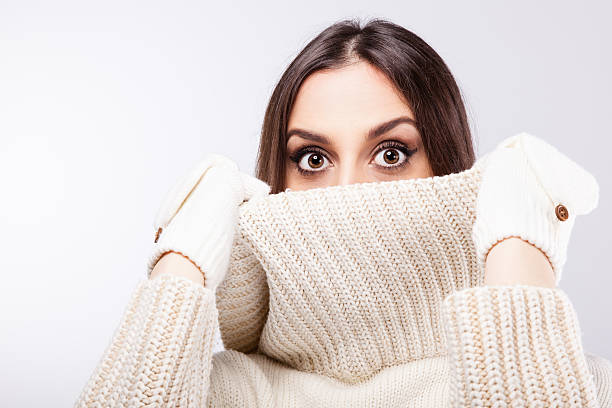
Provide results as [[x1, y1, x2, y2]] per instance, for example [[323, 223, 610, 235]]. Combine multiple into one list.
[[224, 154, 488, 384]]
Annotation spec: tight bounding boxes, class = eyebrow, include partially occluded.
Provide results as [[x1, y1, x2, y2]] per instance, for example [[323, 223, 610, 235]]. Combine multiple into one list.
[[286, 115, 417, 144]]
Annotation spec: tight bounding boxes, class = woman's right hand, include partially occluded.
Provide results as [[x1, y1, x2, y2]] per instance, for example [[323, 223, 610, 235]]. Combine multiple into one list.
[[146, 153, 271, 289]]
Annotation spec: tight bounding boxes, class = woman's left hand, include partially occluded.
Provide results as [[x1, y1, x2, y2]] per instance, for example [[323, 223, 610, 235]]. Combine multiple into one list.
[[472, 132, 599, 286]]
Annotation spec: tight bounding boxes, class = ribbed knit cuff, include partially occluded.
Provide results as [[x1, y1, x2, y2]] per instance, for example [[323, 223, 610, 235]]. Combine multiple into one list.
[[472, 132, 601, 287], [441, 285, 599, 407], [146, 246, 207, 283], [471, 183, 571, 285], [75, 274, 218, 407], [146, 159, 242, 288], [146, 212, 234, 289]]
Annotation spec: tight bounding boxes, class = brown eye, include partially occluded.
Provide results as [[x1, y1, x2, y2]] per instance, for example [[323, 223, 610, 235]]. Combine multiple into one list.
[[308, 153, 324, 168], [371, 140, 418, 172], [384, 149, 399, 164], [299, 152, 329, 172], [373, 147, 407, 168]]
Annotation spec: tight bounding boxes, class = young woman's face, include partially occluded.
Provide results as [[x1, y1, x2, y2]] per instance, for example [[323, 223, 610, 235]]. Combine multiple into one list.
[[284, 60, 434, 191]]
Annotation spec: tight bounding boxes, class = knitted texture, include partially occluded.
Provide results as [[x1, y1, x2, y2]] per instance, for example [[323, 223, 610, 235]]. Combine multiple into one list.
[[586, 352, 612, 405], [471, 132, 600, 284], [74, 275, 612, 407], [146, 154, 244, 286], [208, 351, 453, 406], [76, 133, 612, 406], [442, 285, 600, 407], [146, 153, 271, 289], [229, 155, 487, 384], [215, 231, 269, 353], [75, 274, 218, 407]]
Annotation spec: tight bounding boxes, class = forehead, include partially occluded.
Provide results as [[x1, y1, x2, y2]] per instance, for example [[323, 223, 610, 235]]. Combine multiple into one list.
[[288, 61, 414, 134]]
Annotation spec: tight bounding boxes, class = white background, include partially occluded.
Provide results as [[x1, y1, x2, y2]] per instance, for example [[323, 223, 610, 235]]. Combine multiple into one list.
[[1, 1, 610, 406]]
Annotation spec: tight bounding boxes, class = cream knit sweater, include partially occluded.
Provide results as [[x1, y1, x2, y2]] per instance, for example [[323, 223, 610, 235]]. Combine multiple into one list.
[[75, 137, 612, 407]]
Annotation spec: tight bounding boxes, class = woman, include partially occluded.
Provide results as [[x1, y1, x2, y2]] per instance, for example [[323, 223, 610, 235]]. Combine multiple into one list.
[[75, 18, 612, 406]]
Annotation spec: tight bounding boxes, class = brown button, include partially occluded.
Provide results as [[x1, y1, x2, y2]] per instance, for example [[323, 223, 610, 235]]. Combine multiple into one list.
[[154, 227, 163, 243], [555, 204, 569, 221]]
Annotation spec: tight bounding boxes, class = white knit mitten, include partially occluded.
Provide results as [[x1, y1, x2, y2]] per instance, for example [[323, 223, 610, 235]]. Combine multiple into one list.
[[472, 132, 599, 285], [146, 153, 271, 289]]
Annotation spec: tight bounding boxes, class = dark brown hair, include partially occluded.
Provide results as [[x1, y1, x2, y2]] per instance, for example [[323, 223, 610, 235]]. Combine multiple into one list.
[[255, 17, 476, 194]]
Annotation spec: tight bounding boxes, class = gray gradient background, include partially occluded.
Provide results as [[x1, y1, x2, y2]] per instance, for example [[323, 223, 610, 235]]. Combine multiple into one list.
[[0, 1, 610, 406]]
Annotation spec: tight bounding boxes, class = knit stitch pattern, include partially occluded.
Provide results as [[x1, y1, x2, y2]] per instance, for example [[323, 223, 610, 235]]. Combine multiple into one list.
[[75, 135, 612, 406], [229, 156, 486, 384], [442, 285, 600, 407], [215, 234, 269, 353], [75, 274, 218, 407]]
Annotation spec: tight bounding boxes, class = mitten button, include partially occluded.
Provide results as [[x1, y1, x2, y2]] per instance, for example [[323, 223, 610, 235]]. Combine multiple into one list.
[[555, 204, 569, 221]]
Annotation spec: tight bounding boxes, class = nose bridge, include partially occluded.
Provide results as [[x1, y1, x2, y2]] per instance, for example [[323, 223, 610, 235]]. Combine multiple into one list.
[[335, 158, 366, 186]]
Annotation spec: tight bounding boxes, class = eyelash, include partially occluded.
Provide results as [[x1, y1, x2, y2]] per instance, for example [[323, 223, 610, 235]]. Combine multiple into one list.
[[288, 140, 417, 176]]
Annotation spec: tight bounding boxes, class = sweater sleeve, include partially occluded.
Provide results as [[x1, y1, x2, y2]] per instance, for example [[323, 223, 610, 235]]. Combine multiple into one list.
[[441, 284, 604, 407], [74, 274, 218, 407]]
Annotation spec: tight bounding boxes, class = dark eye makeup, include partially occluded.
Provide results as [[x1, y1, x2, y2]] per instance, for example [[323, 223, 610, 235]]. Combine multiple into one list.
[[287, 139, 418, 176]]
